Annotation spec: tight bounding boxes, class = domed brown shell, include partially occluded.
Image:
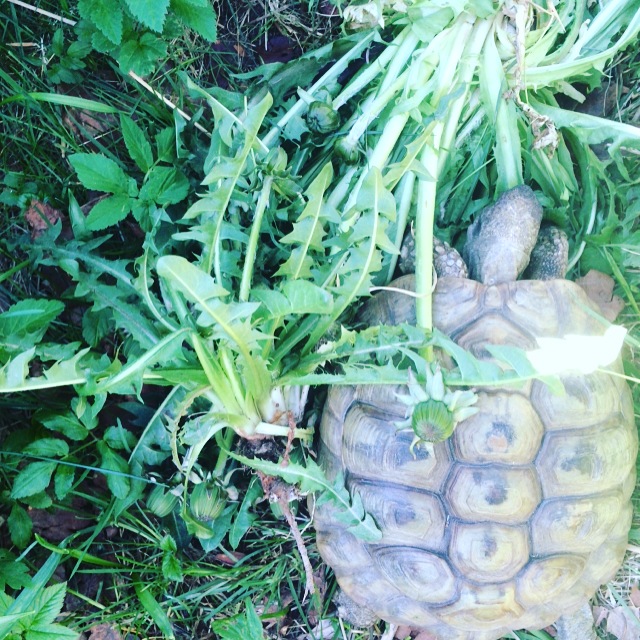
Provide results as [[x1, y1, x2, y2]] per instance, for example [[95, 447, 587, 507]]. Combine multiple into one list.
[[315, 275, 637, 639]]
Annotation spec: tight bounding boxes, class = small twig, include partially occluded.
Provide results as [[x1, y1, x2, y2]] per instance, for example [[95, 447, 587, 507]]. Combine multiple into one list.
[[7, 0, 76, 25], [258, 472, 317, 599]]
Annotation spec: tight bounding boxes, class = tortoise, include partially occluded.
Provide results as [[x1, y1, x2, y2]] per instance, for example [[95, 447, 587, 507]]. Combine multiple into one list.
[[314, 186, 637, 640]]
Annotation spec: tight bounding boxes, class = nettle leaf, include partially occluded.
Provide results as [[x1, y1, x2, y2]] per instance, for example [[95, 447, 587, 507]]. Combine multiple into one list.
[[230, 454, 382, 542], [97, 442, 131, 499], [77, 0, 123, 45], [123, 0, 170, 32], [54, 465, 75, 501], [0, 299, 64, 358], [171, 0, 218, 41], [69, 154, 137, 195], [121, 114, 154, 172], [11, 461, 57, 500], [23, 438, 69, 458], [85, 195, 134, 231], [117, 32, 168, 76], [8, 504, 32, 548], [30, 582, 66, 628], [139, 167, 190, 205], [0, 551, 32, 590], [38, 411, 90, 441]]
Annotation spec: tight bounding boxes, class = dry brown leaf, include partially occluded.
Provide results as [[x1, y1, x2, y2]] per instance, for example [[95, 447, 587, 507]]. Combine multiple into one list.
[[87, 624, 123, 640], [575, 269, 625, 322], [605, 605, 640, 640], [631, 585, 640, 608], [24, 200, 62, 237]]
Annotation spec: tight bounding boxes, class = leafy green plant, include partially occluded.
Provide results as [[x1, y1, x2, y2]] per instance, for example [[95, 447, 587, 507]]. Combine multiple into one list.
[[74, 0, 218, 76], [0, 552, 77, 640], [69, 114, 190, 231]]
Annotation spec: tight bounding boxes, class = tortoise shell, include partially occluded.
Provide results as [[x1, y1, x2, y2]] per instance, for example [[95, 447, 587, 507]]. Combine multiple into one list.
[[315, 275, 637, 640]]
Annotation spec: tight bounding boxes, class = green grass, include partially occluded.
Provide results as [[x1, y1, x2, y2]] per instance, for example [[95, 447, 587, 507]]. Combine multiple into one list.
[[1, 2, 640, 640]]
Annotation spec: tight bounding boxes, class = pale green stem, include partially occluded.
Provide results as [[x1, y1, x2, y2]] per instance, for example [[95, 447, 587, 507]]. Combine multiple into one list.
[[340, 111, 410, 230], [254, 422, 314, 441], [239, 175, 273, 302], [437, 18, 491, 175], [415, 123, 443, 357], [386, 170, 416, 281], [341, 71, 408, 149], [332, 27, 411, 110]]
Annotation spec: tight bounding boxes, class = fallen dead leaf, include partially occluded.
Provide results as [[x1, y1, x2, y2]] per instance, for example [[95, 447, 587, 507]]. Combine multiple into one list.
[[631, 584, 640, 608], [575, 269, 625, 322], [87, 624, 123, 640], [24, 200, 63, 237], [605, 605, 640, 640]]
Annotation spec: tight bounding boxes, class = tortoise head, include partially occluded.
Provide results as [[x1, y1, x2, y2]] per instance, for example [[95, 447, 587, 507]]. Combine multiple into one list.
[[464, 185, 543, 285]]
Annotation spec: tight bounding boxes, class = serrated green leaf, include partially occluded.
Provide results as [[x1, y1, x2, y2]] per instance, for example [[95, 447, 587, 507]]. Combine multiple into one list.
[[7, 504, 32, 548], [121, 114, 154, 172], [23, 438, 69, 458], [85, 194, 134, 230], [54, 465, 75, 501], [103, 424, 137, 451], [31, 582, 66, 628], [0, 552, 32, 590], [25, 624, 79, 639], [117, 33, 168, 76], [171, 0, 217, 41], [123, 0, 170, 32], [0, 299, 65, 346], [77, 0, 123, 45], [281, 280, 333, 314], [69, 154, 135, 195], [11, 461, 57, 500], [157, 255, 228, 304], [139, 167, 189, 205], [0, 348, 35, 389], [97, 442, 130, 499], [38, 412, 89, 441]]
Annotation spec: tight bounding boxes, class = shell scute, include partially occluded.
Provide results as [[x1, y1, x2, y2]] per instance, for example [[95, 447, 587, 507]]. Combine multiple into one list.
[[350, 479, 448, 551], [342, 404, 452, 492], [530, 492, 623, 554], [449, 522, 529, 583], [372, 546, 458, 604], [453, 392, 544, 464], [445, 465, 541, 523], [515, 554, 586, 607], [537, 423, 637, 498]]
